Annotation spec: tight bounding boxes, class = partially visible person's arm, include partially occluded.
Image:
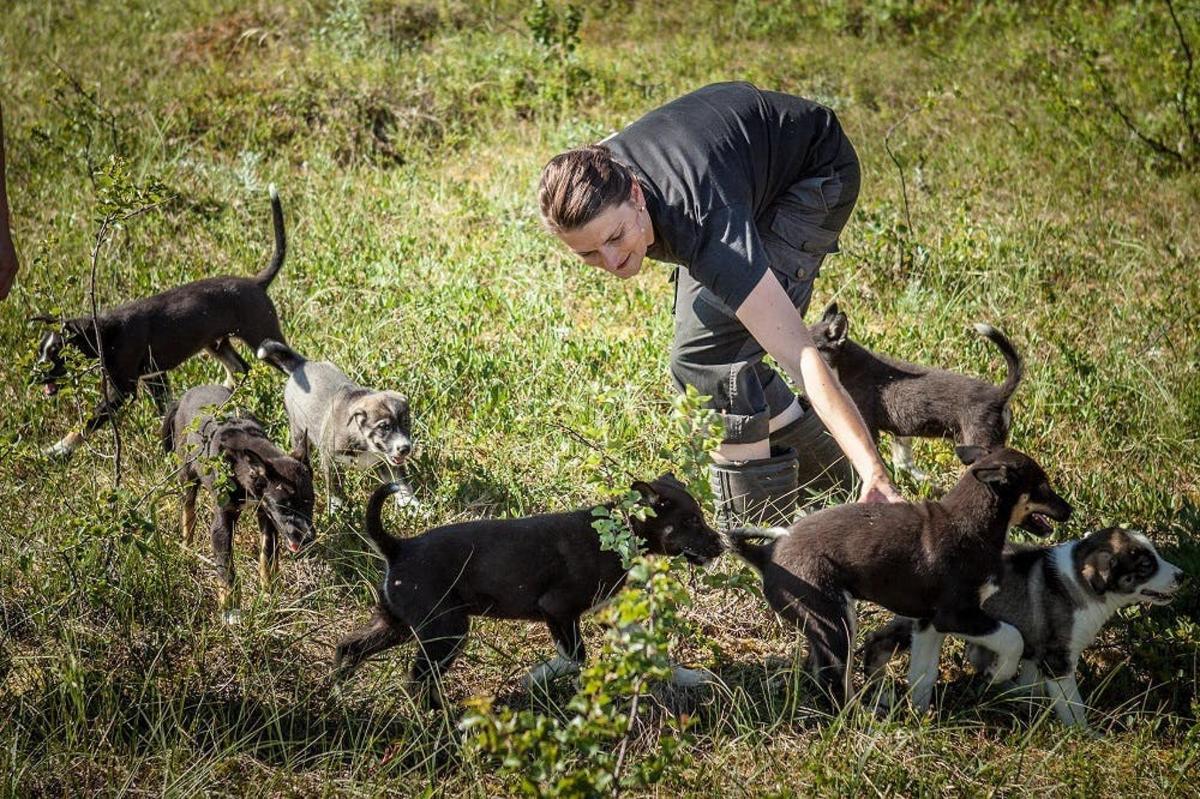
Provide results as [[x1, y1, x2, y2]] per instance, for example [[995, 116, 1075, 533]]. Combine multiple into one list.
[[736, 269, 903, 504], [0, 104, 19, 301]]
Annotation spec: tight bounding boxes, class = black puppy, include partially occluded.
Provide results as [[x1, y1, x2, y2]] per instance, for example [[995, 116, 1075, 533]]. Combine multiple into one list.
[[162, 384, 315, 617], [34, 185, 288, 459], [728, 446, 1072, 708], [335, 474, 724, 702], [809, 303, 1022, 480]]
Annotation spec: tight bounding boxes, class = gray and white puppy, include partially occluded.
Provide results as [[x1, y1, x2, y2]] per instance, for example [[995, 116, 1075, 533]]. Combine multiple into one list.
[[808, 303, 1022, 481], [257, 339, 416, 508], [863, 527, 1185, 728]]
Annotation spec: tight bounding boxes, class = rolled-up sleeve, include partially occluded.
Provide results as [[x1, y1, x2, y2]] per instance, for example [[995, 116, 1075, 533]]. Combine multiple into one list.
[[687, 203, 769, 312]]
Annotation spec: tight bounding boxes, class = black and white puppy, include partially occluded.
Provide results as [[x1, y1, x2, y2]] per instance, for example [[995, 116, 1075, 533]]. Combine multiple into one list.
[[34, 186, 288, 459], [728, 446, 1072, 707], [809, 303, 1022, 481], [161, 384, 315, 617], [863, 527, 1185, 728], [335, 474, 724, 703], [256, 339, 415, 509]]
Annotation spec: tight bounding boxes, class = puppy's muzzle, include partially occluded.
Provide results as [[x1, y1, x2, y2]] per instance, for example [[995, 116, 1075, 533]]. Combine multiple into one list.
[[1017, 493, 1072, 537], [1142, 566, 1186, 604]]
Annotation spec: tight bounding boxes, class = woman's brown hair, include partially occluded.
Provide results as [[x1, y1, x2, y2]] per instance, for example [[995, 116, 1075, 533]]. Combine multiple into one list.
[[538, 144, 636, 232]]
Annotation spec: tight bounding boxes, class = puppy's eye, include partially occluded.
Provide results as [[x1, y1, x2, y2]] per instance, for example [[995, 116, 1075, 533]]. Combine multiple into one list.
[[377, 421, 391, 433]]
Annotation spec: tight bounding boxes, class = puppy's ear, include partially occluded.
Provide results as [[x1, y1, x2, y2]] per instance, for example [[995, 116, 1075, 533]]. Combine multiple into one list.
[[1080, 550, 1113, 594], [656, 471, 683, 488], [971, 463, 1009, 487], [349, 409, 368, 432], [825, 312, 848, 346], [955, 445, 989, 465], [821, 302, 840, 322], [632, 481, 660, 506]]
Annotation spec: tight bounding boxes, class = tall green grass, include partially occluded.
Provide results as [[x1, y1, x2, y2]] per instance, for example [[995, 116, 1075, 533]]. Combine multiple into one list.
[[1, 1, 1197, 795]]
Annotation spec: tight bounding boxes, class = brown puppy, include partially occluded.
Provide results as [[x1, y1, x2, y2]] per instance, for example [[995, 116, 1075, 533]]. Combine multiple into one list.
[[162, 384, 315, 618], [809, 303, 1022, 480], [34, 185, 288, 459], [728, 446, 1072, 707], [335, 474, 724, 703]]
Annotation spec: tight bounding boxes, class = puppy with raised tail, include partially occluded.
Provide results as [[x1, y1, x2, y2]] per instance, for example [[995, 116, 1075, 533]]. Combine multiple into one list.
[[728, 445, 1072, 709], [809, 303, 1022, 481], [863, 527, 1185, 728], [335, 474, 724, 704], [34, 185, 289, 459], [256, 339, 416, 509]]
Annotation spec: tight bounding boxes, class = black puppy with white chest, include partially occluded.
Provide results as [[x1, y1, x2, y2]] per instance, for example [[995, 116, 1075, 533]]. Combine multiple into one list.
[[335, 474, 724, 701], [34, 186, 289, 459], [809, 303, 1022, 480], [728, 446, 1072, 707], [161, 384, 315, 616]]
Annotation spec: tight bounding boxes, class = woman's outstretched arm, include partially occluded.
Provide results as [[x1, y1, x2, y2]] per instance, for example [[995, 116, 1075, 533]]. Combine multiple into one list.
[[735, 269, 903, 504]]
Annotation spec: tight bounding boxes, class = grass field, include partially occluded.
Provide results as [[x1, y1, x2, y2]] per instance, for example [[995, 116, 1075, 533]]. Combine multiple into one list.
[[2, 1, 1198, 795]]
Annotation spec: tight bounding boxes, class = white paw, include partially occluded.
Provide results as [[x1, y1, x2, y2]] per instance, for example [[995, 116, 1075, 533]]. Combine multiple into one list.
[[669, 665, 716, 689], [393, 490, 420, 509], [987, 654, 1022, 685], [44, 433, 82, 459], [521, 656, 581, 690], [910, 682, 935, 714]]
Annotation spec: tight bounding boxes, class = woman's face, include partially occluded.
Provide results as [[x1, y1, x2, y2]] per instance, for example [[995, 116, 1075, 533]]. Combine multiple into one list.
[[555, 185, 653, 280]]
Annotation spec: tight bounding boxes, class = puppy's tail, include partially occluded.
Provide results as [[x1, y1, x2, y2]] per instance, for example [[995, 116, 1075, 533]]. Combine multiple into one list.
[[254, 184, 287, 288], [160, 400, 180, 454], [725, 526, 787, 573], [974, 323, 1023, 401], [364, 483, 406, 562], [256, 338, 306, 375]]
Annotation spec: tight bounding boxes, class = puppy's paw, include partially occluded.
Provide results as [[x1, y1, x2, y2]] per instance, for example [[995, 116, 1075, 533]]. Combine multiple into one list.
[[43, 433, 82, 460], [392, 488, 420, 510], [986, 657, 1022, 686], [669, 665, 717, 690], [521, 656, 581, 691], [867, 685, 895, 718]]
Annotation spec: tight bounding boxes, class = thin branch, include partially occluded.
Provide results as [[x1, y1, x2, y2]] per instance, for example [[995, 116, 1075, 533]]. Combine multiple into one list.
[[884, 107, 920, 233], [549, 420, 636, 487], [1165, 0, 1198, 154], [610, 685, 641, 798], [1062, 27, 1186, 163], [89, 216, 121, 486]]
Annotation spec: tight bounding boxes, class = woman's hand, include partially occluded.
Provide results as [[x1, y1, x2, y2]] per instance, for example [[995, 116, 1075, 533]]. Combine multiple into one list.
[[859, 472, 905, 504], [736, 271, 905, 503]]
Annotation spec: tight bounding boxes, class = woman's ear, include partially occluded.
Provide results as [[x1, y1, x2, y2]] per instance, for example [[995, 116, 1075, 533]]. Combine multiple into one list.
[[629, 178, 644, 207]]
